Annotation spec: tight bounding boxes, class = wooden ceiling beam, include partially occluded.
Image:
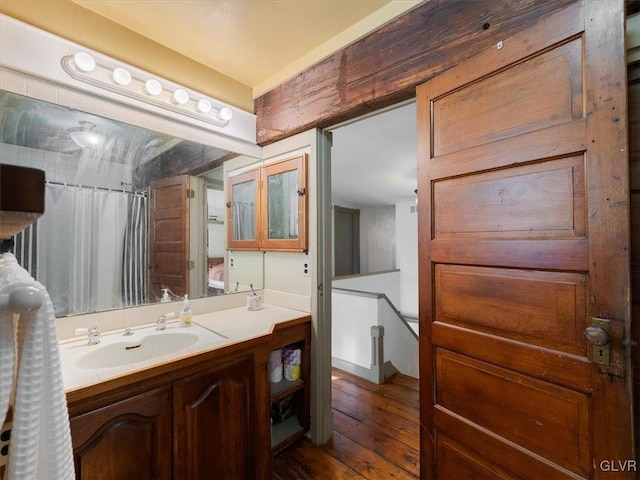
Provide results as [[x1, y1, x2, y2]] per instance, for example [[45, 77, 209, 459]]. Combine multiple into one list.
[[254, 0, 577, 146]]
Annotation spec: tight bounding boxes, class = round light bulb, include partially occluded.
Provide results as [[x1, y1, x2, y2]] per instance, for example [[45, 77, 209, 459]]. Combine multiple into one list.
[[112, 67, 132, 86], [217, 107, 233, 121], [172, 88, 189, 105], [196, 99, 212, 114], [73, 52, 96, 72], [144, 79, 162, 96]]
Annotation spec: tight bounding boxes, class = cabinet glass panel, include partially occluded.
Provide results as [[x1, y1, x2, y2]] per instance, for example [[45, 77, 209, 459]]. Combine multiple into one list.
[[226, 168, 260, 250], [267, 169, 298, 240], [232, 179, 256, 240]]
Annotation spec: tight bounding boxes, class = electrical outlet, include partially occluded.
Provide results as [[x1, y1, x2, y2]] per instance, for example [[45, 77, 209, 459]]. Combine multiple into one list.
[[0, 421, 11, 468], [302, 259, 311, 277], [229, 256, 235, 269]]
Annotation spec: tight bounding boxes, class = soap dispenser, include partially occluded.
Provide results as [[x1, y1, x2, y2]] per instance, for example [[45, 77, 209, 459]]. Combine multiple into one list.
[[160, 288, 170, 303], [179, 294, 192, 327]]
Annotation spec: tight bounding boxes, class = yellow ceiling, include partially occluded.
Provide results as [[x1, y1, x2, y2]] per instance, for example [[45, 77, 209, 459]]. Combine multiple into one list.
[[72, 0, 391, 88], [0, 0, 421, 110]]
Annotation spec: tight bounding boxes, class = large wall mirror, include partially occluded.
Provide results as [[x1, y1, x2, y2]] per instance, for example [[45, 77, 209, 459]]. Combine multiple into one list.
[[0, 89, 264, 317]]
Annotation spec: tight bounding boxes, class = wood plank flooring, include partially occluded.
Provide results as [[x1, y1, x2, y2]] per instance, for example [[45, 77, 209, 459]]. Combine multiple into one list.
[[272, 368, 419, 479]]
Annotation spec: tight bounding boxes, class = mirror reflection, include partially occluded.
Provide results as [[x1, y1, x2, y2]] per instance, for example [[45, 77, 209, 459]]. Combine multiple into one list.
[[232, 178, 257, 241], [267, 169, 299, 240], [0, 90, 263, 317]]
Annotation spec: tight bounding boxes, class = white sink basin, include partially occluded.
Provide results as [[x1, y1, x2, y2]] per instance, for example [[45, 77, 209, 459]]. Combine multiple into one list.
[[63, 323, 229, 372], [75, 331, 199, 369]]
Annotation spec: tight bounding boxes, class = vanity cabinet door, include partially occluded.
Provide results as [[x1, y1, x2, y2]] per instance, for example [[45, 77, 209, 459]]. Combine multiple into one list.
[[69, 386, 172, 480], [173, 355, 253, 479]]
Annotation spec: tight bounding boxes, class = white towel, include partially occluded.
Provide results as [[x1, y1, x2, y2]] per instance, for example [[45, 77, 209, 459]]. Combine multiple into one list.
[[0, 252, 75, 480]]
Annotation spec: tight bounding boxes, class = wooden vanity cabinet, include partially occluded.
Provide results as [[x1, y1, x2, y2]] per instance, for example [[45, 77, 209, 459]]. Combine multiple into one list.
[[69, 386, 172, 479], [67, 316, 310, 479], [173, 355, 253, 479], [68, 346, 269, 480]]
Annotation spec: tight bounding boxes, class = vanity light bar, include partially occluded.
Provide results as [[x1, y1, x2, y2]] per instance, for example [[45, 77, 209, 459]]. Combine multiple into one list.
[[61, 52, 234, 128]]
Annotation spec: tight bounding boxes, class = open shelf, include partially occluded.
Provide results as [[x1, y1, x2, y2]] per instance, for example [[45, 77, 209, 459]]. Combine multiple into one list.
[[270, 378, 304, 401], [271, 415, 304, 454], [269, 322, 310, 457]]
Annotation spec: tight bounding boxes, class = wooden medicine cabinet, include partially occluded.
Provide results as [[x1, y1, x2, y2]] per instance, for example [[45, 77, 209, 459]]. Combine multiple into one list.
[[227, 154, 307, 252]]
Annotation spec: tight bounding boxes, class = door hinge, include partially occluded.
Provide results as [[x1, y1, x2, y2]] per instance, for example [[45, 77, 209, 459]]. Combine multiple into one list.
[[187, 189, 195, 199], [186, 260, 195, 270], [318, 283, 324, 296]]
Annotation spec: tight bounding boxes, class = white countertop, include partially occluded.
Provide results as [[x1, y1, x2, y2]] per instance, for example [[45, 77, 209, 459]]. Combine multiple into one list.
[[59, 304, 309, 394]]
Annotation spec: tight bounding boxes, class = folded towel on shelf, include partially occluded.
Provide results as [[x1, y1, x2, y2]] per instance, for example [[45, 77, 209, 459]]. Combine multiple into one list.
[[0, 252, 75, 480]]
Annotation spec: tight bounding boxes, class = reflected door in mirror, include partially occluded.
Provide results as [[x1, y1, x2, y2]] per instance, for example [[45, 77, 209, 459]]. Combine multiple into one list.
[[149, 175, 190, 299]]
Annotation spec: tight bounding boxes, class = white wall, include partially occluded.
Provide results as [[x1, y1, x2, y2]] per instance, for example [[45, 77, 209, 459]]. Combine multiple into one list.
[[332, 289, 418, 378], [332, 290, 376, 370], [333, 270, 401, 308], [395, 201, 418, 318], [360, 206, 395, 273], [207, 188, 225, 258]]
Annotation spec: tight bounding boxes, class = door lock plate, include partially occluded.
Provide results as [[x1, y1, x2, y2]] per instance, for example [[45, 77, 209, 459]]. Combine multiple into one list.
[[590, 318, 611, 366]]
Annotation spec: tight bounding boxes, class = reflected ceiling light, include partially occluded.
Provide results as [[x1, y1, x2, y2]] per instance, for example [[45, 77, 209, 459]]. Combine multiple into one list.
[[112, 67, 132, 86], [73, 52, 96, 72], [144, 78, 162, 96], [172, 88, 189, 105], [217, 107, 233, 121], [196, 99, 212, 114], [68, 121, 106, 148]]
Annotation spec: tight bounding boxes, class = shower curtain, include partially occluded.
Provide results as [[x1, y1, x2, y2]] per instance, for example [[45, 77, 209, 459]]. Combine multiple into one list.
[[233, 202, 255, 240], [13, 185, 148, 316], [122, 193, 147, 307], [38, 185, 129, 315]]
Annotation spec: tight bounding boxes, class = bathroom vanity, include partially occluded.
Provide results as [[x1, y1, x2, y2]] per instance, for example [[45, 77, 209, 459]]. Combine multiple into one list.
[[61, 306, 311, 479]]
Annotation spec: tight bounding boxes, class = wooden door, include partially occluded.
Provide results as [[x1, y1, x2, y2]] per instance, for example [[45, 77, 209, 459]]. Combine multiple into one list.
[[149, 175, 190, 300], [417, 1, 633, 478], [70, 387, 172, 479], [334, 206, 360, 276], [173, 356, 253, 479]]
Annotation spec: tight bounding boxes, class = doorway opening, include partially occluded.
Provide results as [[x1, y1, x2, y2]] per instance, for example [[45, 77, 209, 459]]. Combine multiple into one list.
[[323, 100, 420, 476]]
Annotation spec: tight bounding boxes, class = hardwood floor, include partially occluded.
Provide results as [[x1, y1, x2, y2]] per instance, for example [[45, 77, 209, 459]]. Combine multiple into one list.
[[272, 368, 419, 479]]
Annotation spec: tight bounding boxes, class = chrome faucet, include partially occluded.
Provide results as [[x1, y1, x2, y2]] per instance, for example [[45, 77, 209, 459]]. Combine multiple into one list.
[[75, 326, 100, 345], [156, 312, 175, 331]]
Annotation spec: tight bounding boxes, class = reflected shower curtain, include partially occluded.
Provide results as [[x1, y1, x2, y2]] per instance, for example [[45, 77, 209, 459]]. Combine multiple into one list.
[[38, 185, 129, 316], [122, 194, 147, 307], [233, 202, 255, 240]]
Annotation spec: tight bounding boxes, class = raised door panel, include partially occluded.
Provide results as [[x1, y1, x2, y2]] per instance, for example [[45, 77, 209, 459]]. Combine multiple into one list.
[[173, 356, 253, 479], [69, 386, 172, 480]]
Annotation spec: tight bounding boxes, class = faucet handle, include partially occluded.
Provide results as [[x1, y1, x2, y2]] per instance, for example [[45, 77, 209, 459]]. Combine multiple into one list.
[[75, 326, 100, 345], [156, 312, 175, 330]]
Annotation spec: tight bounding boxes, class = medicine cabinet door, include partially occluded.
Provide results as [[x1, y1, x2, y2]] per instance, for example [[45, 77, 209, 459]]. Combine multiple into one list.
[[226, 168, 260, 250], [261, 155, 307, 252]]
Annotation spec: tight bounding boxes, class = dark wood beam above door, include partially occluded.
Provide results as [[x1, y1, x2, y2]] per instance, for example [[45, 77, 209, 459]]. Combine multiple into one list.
[[254, 0, 577, 146]]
